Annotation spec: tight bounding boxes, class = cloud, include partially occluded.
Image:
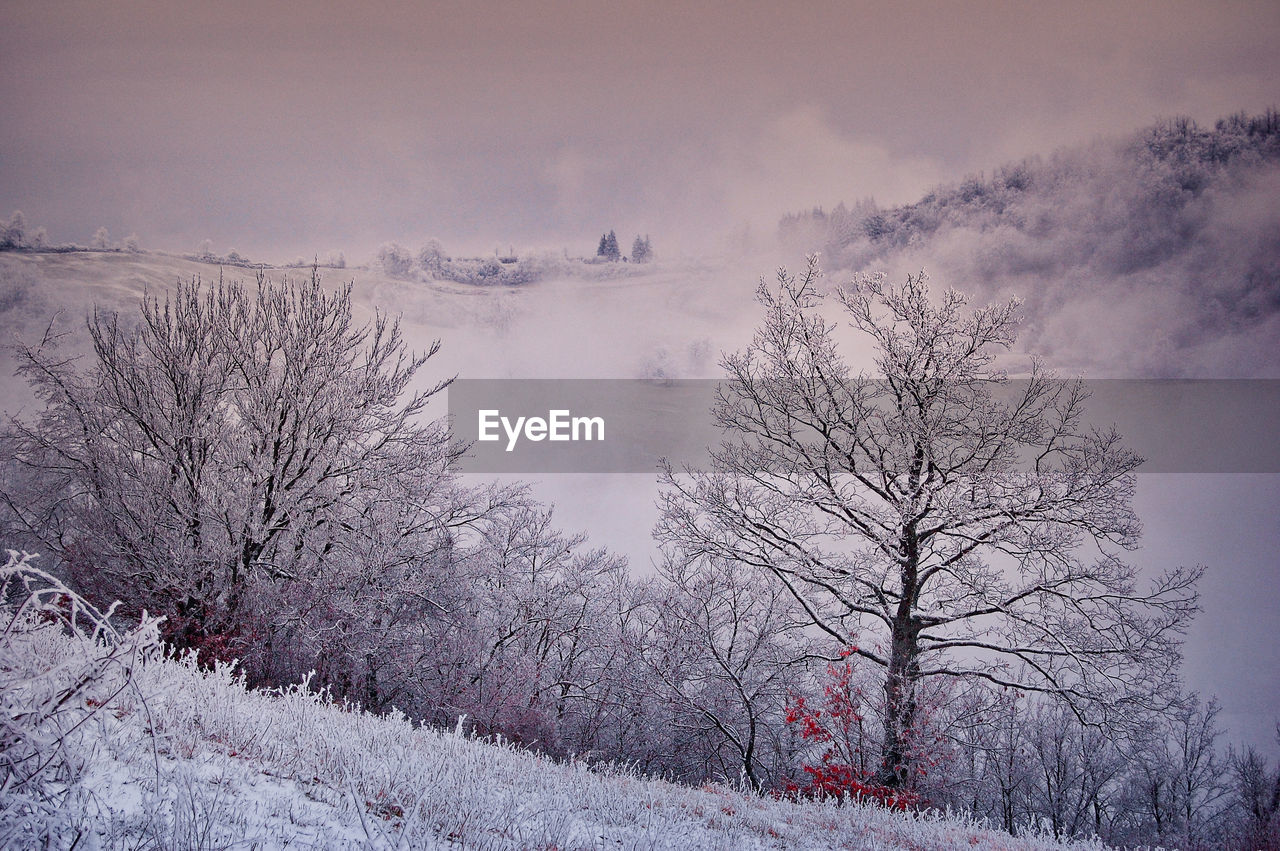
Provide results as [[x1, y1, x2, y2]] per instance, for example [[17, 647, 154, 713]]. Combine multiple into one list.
[[542, 147, 611, 223], [711, 105, 946, 234]]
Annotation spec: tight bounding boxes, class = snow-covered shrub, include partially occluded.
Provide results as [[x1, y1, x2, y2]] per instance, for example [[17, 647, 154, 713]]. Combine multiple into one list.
[[417, 238, 446, 275], [0, 550, 162, 845], [376, 241, 414, 277], [1, 212, 27, 249]]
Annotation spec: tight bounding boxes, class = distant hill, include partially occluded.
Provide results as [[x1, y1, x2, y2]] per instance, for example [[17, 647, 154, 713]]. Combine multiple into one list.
[[779, 110, 1280, 377]]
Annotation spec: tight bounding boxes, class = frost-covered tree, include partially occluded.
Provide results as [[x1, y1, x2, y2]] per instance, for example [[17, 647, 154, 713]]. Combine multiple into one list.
[[90, 227, 111, 250], [1229, 742, 1280, 850], [631, 235, 653, 263], [196, 238, 214, 260], [2, 270, 464, 668], [123, 233, 141, 252], [1125, 696, 1231, 849], [1020, 701, 1122, 840], [657, 258, 1201, 787], [2, 211, 27, 248], [446, 504, 629, 750], [417, 239, 446, 275], [376, 241, 414, 277], [638, 555, 818, 789], [597, 230, 621, 262]]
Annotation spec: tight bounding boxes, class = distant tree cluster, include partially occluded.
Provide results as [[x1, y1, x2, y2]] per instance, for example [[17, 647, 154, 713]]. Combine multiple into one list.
[[0, 212, 147, 253], [596, 230, 621, 261], [595, 231, 654, 263], [777, 109, 1280, 376], [371, 237, 649, 286], [1, 211, 48, 250], [631, 234, 653, 263]]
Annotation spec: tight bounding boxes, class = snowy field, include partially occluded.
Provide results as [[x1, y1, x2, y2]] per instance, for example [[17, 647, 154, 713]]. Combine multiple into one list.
[[2, 552, 1108, 851]]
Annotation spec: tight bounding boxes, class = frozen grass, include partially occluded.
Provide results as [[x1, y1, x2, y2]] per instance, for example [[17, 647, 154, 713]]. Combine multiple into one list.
[[1, 591, 1111, 849]]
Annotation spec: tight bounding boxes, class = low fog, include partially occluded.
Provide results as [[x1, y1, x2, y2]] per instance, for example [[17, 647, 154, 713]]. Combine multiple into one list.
[[2, 4, 1279, 844], [780, 115, 1280, 378]]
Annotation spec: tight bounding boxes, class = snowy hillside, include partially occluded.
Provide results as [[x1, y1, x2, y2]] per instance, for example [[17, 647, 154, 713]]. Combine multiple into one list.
[[2, 552, 1104, 851], [778, 111, 1280, 378], [0, 248, 762, 391]]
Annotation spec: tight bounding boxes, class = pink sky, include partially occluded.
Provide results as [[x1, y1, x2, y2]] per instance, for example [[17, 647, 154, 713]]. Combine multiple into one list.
[[2, 0, 1277, 261]]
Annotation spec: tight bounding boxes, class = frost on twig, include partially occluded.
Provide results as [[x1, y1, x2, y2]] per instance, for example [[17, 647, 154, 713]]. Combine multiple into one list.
[[1, 549, 162, 800]]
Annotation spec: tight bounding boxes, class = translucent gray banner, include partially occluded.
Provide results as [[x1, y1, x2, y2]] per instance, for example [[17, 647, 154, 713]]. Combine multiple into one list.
[[447, 379, 1280, 474]]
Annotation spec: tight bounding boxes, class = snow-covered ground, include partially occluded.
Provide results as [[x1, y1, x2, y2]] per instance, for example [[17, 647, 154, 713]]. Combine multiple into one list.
[[2, 557, 1107, 851]]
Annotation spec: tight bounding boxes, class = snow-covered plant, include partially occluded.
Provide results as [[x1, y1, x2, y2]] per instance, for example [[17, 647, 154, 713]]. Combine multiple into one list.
[[0, 549, 161, 843], [2, 270, 470, 683], [1, 604, 1109, 849], [417, 238, 446, 275], [376, 241, 414, 277], [1, 211, 26, 249]]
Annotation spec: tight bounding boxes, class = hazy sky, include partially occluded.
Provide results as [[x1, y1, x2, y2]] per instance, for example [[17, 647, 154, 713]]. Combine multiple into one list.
[[2, 0, 1278, 262]]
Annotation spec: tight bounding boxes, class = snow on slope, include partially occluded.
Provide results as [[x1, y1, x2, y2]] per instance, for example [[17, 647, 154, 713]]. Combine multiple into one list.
[[2, 584, 1108, 850], [0, 249, 766, 388]]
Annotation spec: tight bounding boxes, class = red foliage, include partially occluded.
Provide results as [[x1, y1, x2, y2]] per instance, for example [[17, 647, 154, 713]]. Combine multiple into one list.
[[164, 619, 260, 669], [781, 653, 921, 811]]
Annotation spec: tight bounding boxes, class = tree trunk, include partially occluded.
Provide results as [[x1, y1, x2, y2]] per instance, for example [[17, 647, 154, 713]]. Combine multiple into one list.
[[879, 517, 922, 789], [879, 620, 920, 787]]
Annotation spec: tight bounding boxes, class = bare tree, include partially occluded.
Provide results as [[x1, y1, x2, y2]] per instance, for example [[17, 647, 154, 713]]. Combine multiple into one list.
[[450, 503, 629, 751], [637, 554, 819, 789], [656, 258, 1201, 787], [1230, 740, 1280, 850], [1142, 696, 1232, 849], [3, 270, 465, 673], [1021, 701, 1121, 840]]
